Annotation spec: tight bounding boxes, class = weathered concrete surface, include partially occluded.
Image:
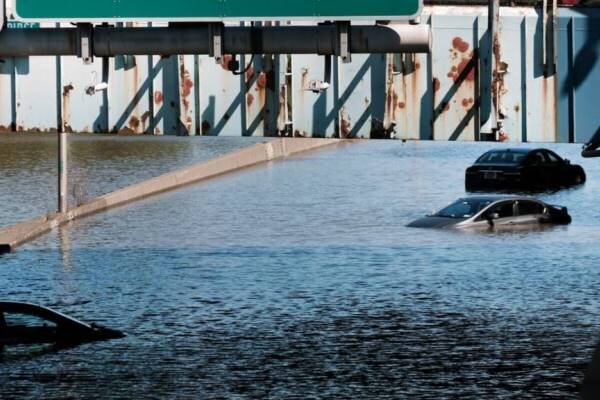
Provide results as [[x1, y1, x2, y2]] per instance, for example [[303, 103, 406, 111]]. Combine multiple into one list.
[[0, 215, 58, 254], [0, 138, 348, 253]]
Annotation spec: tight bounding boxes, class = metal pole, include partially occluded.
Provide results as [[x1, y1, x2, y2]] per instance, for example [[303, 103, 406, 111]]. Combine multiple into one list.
[[0, 0, 5, 32], [0, 24, 431, 57], [491, 0, 500, 131], [58, 132, 67, 213]]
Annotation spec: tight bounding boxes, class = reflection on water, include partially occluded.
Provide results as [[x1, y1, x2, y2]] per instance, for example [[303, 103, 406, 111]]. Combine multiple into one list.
[[583, 341, 600, 399], [0, 133, 265, 226], [1, 138, 600, 398]]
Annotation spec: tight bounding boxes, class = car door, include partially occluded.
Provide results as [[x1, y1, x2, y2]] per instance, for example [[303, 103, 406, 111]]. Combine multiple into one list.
[[514, 200, 546, 225], [524, 151, 547, 186], [543, 150, 566, 185], [471, 200, 516, 227]]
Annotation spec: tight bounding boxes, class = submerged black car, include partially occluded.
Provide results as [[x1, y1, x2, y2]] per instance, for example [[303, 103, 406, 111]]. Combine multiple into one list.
[[465, 148, 586, 191], [407, 196, 572, 229], [0, 301, 125, 350]]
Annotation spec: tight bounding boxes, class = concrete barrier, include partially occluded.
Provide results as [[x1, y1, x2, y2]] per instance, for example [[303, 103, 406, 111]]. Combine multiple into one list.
[[0, 138, 348, 253]]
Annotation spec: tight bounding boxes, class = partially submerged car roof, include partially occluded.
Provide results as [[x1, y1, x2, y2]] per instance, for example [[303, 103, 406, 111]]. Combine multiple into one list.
[[0, 301, 90, 329], [485, 148, 538, 154], [0, 301, 125, 347], [459, 195, 545, 203]]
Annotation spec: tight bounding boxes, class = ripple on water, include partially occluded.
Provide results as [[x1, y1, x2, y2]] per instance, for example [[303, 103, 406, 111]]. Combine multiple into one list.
[[1, 139, 599, 399]]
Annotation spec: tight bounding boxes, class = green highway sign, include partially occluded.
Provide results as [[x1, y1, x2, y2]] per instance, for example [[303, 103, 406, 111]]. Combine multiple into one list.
[[15, 0, 422, 21]]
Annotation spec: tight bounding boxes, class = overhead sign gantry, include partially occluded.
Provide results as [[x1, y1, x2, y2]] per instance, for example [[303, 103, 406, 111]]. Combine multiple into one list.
[[14, 0, 422, 22], [0, 0, 431, 61], [3, 0, 430, 215]]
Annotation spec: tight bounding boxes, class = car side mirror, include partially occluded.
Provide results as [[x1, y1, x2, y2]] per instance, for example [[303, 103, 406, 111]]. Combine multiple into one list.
[[564, 158, 571, 164], [489, 213, 500, 220], [485, 212, 499, 227]]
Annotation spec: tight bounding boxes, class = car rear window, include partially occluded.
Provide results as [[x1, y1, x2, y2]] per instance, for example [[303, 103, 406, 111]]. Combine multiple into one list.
[[476, 151, 525, 164], [517, 201, 545, 216]]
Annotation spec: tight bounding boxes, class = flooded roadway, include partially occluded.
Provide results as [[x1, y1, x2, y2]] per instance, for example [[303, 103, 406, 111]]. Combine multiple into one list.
[[1, 135, 599, 398]]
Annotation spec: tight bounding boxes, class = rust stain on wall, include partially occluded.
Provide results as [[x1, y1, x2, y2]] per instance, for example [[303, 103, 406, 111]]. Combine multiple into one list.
[[245, 65, 255, 82], [154, 91, 163, 105], [384, 57, 397, 131], [277, 84, 287, 133], [452, 37, 470, 53], [256, 72, 268, 90], [141, 111, 151, 132], [62, 83, 74, 133], [220, 55, 233, 71], [438, 37, 478, 140], [179, 57, 195, 134], [129, 116, 140, 130], [492, 32, 509, 121]]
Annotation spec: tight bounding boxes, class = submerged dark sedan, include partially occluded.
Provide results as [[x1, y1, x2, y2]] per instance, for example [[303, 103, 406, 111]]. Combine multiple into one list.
[[1, 301, 125, 350], [465, 148, 585, 191], [407, 196, 571, 229]]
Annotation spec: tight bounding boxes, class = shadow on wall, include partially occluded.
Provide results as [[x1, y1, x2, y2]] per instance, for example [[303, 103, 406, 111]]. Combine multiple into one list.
[[561, 10, 600, 96], [311, 54, 387, 139], [110, 55, 186, 135], [201, 54, 279, 137]]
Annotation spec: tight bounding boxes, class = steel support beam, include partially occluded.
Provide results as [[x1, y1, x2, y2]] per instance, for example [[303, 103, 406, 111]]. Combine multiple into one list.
[[0, 24, 430, 57]]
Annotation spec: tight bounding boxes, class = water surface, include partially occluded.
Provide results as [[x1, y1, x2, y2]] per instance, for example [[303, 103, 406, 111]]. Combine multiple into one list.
[[1, 138, 599, 399], [0, 133, 265, 226]]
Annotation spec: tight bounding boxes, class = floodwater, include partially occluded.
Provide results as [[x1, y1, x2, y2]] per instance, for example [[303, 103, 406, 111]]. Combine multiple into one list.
[[0, 133, 265, 227], [1, 135, 600, 399]]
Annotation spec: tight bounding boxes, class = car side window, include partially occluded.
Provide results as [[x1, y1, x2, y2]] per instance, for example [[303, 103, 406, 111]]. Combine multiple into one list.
[[517, 201, 545, 216], [528, 151, 547, 166], [3, 312, 57, 328], [476, 201, 514, 221], [545, 151, 562, 164], [493, 202, 514, 218]]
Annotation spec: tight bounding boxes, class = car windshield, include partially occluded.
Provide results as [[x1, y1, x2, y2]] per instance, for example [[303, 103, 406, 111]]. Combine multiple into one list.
[[434, 198, 493, 218], [476, 151, 525, 164]]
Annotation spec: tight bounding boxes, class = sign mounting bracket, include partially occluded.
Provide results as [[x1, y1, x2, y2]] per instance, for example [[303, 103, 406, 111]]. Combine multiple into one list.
[[76, 23, 93, 65]]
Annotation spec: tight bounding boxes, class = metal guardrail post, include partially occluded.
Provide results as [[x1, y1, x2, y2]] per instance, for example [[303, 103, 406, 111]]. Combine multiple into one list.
[[58, 131, 68, 214]]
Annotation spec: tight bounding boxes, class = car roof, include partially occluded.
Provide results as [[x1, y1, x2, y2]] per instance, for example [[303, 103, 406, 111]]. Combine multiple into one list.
[[458, 195, 544, 203], [0, 301, 93, 330], [484, 148, 550, 155]]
